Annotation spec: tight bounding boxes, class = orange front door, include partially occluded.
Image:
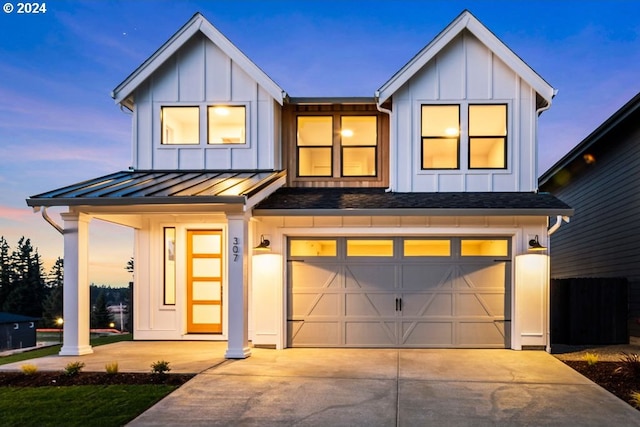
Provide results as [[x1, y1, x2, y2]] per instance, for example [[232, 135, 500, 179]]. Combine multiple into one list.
[[187, 230, 223, 333]]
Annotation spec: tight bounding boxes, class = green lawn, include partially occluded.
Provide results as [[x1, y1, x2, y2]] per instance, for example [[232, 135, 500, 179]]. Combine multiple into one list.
[[1, 334, 179, 426], [0, 334, 132, 366], [0, 385, 176, 427]]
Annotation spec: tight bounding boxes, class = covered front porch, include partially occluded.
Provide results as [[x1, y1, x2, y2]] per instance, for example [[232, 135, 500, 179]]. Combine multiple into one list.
[[26, 170, 285, 359]]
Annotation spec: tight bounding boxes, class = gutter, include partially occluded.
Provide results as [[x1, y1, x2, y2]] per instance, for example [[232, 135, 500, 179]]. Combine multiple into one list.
[[375, 90, 394, 191], [548, 215, 570, 236], [33, 206, 64, 235]]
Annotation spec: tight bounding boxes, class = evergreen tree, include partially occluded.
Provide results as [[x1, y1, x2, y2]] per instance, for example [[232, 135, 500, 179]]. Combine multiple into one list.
[[2, 237, 45, 318], [0, 237, 10, 309], [42, 257, 64, 326], [91, 290, 113, 328]]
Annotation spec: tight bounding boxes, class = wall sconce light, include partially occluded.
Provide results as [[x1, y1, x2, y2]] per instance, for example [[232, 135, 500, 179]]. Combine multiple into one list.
[[254, 235, 271, 251], [528, 235, 547, 251]]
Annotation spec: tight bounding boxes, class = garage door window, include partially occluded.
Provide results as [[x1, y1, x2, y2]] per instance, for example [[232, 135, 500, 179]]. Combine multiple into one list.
[[461, 239, 508, 256], [346, 239, 393, 256], [290, 240, 337, 257], [403, 240, 451, 256]]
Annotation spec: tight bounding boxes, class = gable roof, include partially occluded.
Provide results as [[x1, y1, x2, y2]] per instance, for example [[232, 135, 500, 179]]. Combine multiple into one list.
[[111, 12, 286, 110], [376, 10, 555, 107], [539, 91, 640, 191]]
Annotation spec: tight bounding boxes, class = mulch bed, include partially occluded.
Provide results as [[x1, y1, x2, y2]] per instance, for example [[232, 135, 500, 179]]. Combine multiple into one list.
[[564, 360, 640, 410], [0, 371, 194, 387]]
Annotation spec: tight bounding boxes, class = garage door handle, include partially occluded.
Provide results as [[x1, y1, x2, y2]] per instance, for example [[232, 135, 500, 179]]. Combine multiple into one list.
[[493, 259, 512, 262], [395, 298, 403, 311]]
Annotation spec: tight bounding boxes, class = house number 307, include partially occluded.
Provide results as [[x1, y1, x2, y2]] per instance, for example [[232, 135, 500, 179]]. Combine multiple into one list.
[[232, 237, 240, 262]]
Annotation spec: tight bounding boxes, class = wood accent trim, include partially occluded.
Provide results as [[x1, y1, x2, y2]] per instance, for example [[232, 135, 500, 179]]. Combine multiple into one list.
[[283, 103, 390, 188]]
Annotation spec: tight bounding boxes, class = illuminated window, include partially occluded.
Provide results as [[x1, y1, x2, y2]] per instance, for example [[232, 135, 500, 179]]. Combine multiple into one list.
[[347, 239, 393, 257], [461, 239, 508, 256], [208, 106, 246, 144], [421, 105, 460, 169], [161, 107, 199, 145], [297, 116, 333, 176], [469, 105, 507, 169], [403, 240, 451, 256], [290, 239, 337, 257], [297, 115, 378, 178], [164, 227, 176, 305], [341, 116, 377, 176]]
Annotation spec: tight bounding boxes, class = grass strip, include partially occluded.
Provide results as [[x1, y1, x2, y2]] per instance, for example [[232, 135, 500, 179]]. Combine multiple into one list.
[[0, 384, 175, 427], [0, 334, 132, 365]]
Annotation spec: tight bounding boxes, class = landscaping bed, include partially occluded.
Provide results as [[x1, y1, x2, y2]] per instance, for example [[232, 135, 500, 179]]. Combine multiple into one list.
[[0, 371, 194, 387]]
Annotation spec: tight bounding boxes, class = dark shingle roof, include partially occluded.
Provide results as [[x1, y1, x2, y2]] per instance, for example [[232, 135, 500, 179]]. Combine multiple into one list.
[[253, 188, 573, 216]]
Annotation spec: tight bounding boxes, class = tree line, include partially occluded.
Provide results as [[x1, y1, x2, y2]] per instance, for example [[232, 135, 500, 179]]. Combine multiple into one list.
[[0, 236, 130, 329]]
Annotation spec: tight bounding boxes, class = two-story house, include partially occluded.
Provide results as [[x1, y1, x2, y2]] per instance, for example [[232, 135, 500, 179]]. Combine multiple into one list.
[[27, 10, 572, 358]]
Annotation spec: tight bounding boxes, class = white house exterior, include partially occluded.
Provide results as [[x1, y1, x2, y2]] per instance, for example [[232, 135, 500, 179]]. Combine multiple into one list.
[[27, 11, 572, 358]]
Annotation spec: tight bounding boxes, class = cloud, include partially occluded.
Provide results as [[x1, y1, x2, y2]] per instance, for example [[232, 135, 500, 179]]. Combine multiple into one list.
[[0, 205, 33, 222]]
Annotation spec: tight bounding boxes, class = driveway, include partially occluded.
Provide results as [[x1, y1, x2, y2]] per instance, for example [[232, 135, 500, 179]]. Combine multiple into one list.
[[128, 348, 640, 426]]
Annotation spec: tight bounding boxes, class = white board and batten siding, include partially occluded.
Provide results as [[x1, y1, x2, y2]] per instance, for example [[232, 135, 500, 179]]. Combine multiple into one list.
[[132, 33, 281, 171], [392, 31, 539, 193]]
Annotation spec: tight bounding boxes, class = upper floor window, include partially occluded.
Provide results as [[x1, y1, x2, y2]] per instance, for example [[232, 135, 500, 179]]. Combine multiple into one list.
[[161, 105, 246, 145], [468, 105, 506, 169], [421, 103, 507, 170], [208, 106, 246, 145], [162, 107, 199, 145], [421, 105, 460, 169], [297, 114, 377, 177]]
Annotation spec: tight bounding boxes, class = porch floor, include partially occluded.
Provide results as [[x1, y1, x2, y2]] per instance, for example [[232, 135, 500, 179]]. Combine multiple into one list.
[[0, 341, 228, 374]]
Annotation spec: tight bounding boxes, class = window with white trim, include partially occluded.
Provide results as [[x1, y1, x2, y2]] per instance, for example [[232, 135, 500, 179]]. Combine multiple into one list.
[[421, 103, 507, 170], [160, 105, 246, 145]]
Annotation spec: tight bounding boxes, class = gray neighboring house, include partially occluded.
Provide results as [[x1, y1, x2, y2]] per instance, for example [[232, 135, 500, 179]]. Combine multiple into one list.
[[539, 91, 640, 337], [0, 312, 39, 351]]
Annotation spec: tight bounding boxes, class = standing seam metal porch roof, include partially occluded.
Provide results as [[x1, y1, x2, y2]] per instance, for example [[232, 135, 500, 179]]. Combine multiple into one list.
[[26, 170, 286, 207]]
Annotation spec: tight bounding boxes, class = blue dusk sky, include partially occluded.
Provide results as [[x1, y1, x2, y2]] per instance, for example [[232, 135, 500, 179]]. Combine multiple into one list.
[[0, 0, 638, 286]]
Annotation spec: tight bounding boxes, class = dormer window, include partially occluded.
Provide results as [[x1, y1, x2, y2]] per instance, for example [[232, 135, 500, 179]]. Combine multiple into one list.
[[160, 105, 246, 145], [421, 103, 507, 170]]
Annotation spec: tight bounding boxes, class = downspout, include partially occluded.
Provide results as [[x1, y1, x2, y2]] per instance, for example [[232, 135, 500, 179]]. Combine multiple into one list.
[[375, 90, 394, 191], [548, 215, 570, 236], [33, 206, 64, 235]]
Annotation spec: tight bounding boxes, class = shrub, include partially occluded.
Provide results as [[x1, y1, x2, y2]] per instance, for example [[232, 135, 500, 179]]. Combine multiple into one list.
[[631, 391, 640, 408], [618, 352, 640, 378], [63, 361, 85, 376], [20, 364, 38, 375], [583, 352, 599, 366], [150, 360, 171, 374], [105, 361, 119, 374]]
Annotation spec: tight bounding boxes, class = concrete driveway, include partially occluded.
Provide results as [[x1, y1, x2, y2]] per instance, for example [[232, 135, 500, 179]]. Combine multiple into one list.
[[127, 348, 640, 426]]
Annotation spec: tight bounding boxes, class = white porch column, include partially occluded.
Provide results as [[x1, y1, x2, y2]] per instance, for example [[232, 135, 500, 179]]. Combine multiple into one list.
[[59, 212, 93, 356], [225, 214, 251, 358]]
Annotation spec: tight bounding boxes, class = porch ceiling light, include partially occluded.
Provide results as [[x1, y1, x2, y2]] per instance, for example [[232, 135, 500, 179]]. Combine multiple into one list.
[[254, 235, 271, 251], [528, 235, 547, 251]]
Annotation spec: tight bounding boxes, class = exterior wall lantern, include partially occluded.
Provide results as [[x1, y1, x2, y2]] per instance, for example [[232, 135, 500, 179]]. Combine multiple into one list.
[[528, 235, 547, 251], [254, 235, 271, 252]]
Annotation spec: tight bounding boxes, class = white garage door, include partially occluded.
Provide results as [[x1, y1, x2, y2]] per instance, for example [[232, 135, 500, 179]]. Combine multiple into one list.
[[287, 237, 511, 348]]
